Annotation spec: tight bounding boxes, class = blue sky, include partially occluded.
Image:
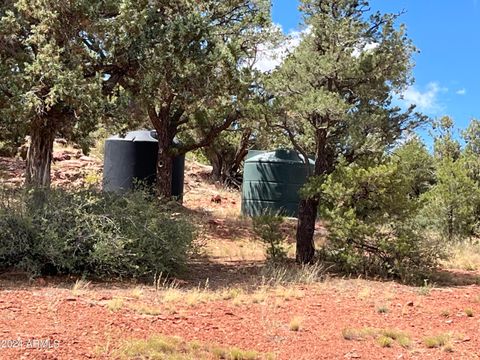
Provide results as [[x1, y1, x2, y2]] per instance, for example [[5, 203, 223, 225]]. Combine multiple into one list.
[[271, 1, 480, 135]]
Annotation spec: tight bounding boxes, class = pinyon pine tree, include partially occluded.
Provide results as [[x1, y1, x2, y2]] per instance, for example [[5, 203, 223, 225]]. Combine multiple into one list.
[[267, 0, 424, 263]]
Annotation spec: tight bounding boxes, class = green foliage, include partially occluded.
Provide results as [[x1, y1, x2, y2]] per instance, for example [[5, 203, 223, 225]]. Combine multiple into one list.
[[265, 0, 424, 263], [252, 213, 287, 263], [393, 137, 436, 197], [433, 116, 461, 161], [419, 157, 480, 241], [0, 0, 105, 146], [461, 118, 480, 185], [86, 0, 274, 195], [313, 116, 480, 280], [0, 188, 195, 278], [418, 117, 480, 241], [318, 158, 442, 282], [266, 0, 422, 164]]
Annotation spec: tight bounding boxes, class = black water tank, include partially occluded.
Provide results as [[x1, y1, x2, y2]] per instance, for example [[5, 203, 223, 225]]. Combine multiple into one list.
[[102, 130, 185, 198]]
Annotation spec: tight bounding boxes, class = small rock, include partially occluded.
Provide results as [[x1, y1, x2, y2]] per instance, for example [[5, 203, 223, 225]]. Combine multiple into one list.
[[406, 301, 414, 307], [65, 297, 77, 302], [79, 155, 95, 162], [344, 351, 361, 359]]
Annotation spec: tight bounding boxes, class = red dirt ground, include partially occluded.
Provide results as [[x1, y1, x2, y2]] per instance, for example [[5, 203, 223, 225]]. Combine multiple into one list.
[[0, 275, 479, 359], [1, 153, 480, 359]]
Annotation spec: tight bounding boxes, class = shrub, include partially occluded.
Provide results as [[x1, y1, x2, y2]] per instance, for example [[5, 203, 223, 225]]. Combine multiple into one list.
[[0, 188, 195, 279], [252, 212, 287, 263], [316, 159, 443, 283], [418, 158, 480, 241]]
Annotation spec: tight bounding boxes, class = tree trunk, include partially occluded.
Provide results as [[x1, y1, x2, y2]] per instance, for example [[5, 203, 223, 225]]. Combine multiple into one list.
[[25, 118, 55, 188], [295, 197, 318, 263], [148, 104, 175, 199], [295, 127, 329, 264], [155, 126, 173, 199], [229, 128, 252, 176], [207, 148, 223, 181]]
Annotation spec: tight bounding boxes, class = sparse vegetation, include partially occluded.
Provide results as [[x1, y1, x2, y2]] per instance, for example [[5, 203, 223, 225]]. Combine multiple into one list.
[[343, 327, 411, 348], [116, 335, 270, 360], [130, 287, 144, 299], [423, 333, 451, 348], [377, 335, 393, 348], [289, 317, 302, 332], [342, 327, 377, 341], [106, 298, 124, 312], [417, 280, 433, 296], [133, 305, 163, 316], [252, 213, 288, 263], [72, 279, 90, 296], [357, 287, 373, 300], [260, 263, 325, 286], [443, 242, 480, 271]]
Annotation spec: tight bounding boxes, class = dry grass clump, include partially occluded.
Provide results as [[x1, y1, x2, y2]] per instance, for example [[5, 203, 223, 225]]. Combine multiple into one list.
[[443, 242, 480, 271], [260, 263, 326, 286], [423, 333, 451, 349], [343, 327, 411, 348], [72, 279, 90, 296], [116, 335, 273, 360], [289, 317, 302, 332], [106, 298, 124, 312]]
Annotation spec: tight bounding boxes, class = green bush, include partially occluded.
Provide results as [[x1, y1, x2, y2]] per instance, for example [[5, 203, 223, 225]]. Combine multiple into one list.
[[0, 188, 195, 279], [418, 158, 480, 241], [316, 159, 443, 283], [252, 212, 287, 263]]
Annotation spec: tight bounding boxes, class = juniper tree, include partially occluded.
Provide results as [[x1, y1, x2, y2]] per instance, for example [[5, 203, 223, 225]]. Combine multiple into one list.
[[87, 0, 272, 197], [0, 1, 104, 187]]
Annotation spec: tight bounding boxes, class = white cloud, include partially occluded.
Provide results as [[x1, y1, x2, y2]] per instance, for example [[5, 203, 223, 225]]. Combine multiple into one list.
[[254, 27, 379, 72], [352, 42, 379, 58], [253, 26, 310, 73], [456, 88, 467, 95], [400, 82, 447, 113]]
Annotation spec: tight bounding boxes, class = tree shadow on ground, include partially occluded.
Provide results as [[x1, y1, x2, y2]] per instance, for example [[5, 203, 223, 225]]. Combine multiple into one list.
[[182, 256, 267, 291], [182, 206, 254, 242], [0, 257, 478, 293], [430, 269, 480, 287]]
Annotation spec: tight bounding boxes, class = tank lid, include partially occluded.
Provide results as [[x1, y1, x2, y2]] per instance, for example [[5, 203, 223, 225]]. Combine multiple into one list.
[[246, 149, 315, 165], [107, 130, 182, 144], [108, 130, 157, 142]]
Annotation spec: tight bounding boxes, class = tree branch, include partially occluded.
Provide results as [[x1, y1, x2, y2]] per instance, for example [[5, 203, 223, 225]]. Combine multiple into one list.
[[179, 110, 240, 154]]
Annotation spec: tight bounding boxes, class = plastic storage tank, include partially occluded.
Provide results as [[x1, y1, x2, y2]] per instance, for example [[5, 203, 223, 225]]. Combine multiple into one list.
[[103, 130, 185, 198], [242, 149, 314, 217]]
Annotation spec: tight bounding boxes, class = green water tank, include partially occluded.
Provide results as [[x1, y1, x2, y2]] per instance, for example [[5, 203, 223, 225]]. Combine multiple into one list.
[[241, 149, 314, 217]]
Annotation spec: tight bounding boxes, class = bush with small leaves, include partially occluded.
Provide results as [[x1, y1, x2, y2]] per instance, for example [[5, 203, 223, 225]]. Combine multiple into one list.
[[0, 188, 195, 279], [317, 158, 444, 283], [252, 212, 287, 263]]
